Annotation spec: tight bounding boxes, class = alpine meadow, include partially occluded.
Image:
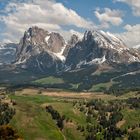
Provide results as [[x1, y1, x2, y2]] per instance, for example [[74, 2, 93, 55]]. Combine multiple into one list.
[[0, 0, 140, 140]]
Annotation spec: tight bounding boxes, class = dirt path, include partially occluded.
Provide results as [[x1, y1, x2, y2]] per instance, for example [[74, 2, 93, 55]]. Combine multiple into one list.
[[42, 91, 116, 100], [116, 120, 126, 128], [15, 88, 117, 101]]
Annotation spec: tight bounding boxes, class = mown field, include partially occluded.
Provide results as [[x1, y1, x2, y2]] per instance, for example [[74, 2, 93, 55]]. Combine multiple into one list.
[[1, 88, 139, 140]]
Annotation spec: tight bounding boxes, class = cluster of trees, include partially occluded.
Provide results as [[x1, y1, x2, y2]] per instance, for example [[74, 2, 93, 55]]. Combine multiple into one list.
[[128, 131, 140, 140], [73, 99, 130, 140], [105, 88, 140, 96], [127, 97, 140, 109], [128, 123, 140, 131], [112, 73, 140, 89], [99, 111, 123, 128], [85, 127, 125, 140], [0, 125, 21, 140], [75, 71, 122, 92], [0, 102, 15, 125], [86, 99, 124, 113], [46, 105, 65, 130], [0, 101, 21, 139]]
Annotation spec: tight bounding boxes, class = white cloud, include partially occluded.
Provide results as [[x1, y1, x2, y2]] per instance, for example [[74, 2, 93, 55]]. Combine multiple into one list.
[[94, 8, 123, 28], [69, 29, 83, 39], [116, 24, 140, 47], [115, 0, 140, 16], [0, 0, 95, 43], [58, 29, 83, 41]]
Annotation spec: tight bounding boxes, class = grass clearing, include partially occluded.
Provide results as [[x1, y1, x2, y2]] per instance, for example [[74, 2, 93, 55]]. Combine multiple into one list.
[[33, 76, 64, 85], [89, 82, 112, 92], [121, 109, 140, 129], [63, 123, 84, 140], [48, 102, 87, 125]]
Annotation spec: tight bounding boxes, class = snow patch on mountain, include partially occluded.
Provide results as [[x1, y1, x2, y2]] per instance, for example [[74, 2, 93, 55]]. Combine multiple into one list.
[[93, 30, 128, 52], [76, 55, 106, 68], [45, 35, 50, 44], [4, 51, 11, 55], [129, 56, 140, 62], [133, 44, 140, 49], [100, 31, 120, 42], [36, 56, 43, 72], [89, 55, 106, 64], [15, 57, 27, 65]]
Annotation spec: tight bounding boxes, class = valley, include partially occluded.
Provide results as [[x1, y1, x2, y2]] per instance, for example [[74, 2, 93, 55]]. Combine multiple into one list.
[[0, 26, 140, 94], [0, 88, 140, 140], [0, 0, 140, 139]]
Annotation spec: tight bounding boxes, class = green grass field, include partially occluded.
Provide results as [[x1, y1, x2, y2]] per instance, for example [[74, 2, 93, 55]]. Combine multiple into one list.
[[9, 94, 86, 140], [89, 82, 112, 92], [33, 76, 64, 85], [10, 95, 64, 140], [121, 109, 140, 129], [7, 89, 140, 140]]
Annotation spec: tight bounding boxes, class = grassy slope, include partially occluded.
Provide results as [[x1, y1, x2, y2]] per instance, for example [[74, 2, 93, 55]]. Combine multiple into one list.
[[48, 102, 86, 125], [89, 82, 112, 92], [121, 109, 140, 129], [8, 90, 140, 140], [10, 95, 64, 140], [33, 76, 64, 85], [9, 95, 85, 140]]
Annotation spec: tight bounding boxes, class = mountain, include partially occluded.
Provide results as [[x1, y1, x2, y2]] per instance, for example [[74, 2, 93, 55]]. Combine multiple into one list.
[[133, 44, 140, 51], [0, 26, 140, 92], [65, 30, 140, 70], [14, 27, 140, 74], [0, 43, 17, 65], [15, 26, 66, 73], [63, 34, 79, 57]]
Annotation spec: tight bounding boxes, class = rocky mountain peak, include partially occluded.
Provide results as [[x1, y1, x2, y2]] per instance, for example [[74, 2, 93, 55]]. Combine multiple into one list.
[[5, 26, 139, 73], [15, 26, 66, 64], [83, 30, 127, 50], [47, 32, 65, 53], [23, 26, 48, 44], [62, 34, 79, 58], [65, 30, 140, 69], [68, 34, 79, 47], [83, 30, 93, 41]]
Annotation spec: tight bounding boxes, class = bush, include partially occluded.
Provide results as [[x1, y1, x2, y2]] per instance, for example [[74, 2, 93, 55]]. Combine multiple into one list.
[[0, 125, 21, 140]]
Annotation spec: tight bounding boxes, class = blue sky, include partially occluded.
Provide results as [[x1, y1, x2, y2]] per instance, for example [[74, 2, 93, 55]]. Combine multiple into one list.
[[0, 0, 140, 47], [57, 0, 140, 31]]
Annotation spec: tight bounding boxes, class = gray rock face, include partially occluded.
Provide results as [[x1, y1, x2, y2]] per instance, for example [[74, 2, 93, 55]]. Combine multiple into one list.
[[0, 43, 17, 65], [68, 34, 79, 47], [133, 45, 140, 52], [15, 26, 66, 73], [24, 52, 63, 74], [16, 26, 65, 62], [63, 34, 79, 57]]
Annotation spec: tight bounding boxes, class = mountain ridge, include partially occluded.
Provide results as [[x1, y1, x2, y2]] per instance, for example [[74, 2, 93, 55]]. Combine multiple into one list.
[[0, 27, 140, 92], [10, 26, 140, 73], [0, 26, 140, 76]]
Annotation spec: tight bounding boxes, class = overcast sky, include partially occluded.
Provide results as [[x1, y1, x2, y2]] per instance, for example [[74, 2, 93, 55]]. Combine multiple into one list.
[[0, 0, 140, 47]]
